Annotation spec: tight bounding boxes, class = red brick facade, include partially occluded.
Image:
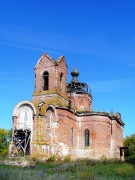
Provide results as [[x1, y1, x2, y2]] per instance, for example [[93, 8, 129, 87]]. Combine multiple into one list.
[[12, 53, 124, 160]]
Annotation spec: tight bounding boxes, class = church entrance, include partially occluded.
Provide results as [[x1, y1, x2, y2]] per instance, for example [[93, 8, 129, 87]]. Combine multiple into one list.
[[13, 129, 31, 155]]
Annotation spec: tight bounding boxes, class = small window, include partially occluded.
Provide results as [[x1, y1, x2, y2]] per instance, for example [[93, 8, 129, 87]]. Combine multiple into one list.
[[71, 127, 74, 146], [34, 74, 36, 89], [84, 129, 90, 146], [60, 72, 63, 81], [43, 71, 49, 90]]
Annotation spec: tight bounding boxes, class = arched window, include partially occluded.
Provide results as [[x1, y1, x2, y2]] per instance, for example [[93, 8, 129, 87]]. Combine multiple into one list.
[[84, 129, 90, 146], [71, 127, 74, 146], [60, 72, 63, 81], [46, 106, 57, 130], [43, 71, 49, 90], [60, 72, 64, 92]]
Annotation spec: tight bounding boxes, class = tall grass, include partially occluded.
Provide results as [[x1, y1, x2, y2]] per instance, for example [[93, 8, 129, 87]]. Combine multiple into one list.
[[0, 159, 135, 180]]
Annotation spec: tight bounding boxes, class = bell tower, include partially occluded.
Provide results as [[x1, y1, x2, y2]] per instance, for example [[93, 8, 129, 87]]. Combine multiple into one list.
[[32, 53, 69, 114], [33, 53, 67, 93]]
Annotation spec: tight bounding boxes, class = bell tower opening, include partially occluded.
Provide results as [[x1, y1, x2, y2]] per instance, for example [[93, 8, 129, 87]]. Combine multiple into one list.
[[43, 71, 49, 90]]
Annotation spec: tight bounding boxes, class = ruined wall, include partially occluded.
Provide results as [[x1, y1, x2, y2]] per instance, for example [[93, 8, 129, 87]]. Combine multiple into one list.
[[31, 106, 123, 160], [68, 93, 92, 112], [71, 115, 111, 159], [55, 56, 68, 94], [34, 55, 56, 92], [31, 105, 59, 157], [34, 54, 68, 95], [109, 120, 123, 159]]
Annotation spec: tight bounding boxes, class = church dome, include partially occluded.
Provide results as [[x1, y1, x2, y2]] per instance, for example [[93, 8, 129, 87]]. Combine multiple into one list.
[[67, 68, 91, 94]]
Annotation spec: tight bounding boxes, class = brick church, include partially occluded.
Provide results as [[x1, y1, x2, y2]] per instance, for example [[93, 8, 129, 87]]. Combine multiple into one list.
[[11, 53, 124, 160]]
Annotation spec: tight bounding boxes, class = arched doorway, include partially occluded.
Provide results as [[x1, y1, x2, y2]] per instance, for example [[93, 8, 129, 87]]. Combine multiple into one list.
[[12, 101, 36, 155]]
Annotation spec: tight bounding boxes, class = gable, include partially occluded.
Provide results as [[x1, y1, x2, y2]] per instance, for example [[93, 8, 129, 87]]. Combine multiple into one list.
[[56, 56, 68, 75], [34, 53, 55, 70], [56, 56, 67, 66]]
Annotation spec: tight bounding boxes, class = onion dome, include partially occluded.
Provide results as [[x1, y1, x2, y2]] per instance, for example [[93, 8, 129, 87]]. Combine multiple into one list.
[[71, 68, 79, 82], [67, 68, 91, 94]]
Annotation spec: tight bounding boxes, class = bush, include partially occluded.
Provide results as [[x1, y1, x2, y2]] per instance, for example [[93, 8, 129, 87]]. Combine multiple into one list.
[[46, 155, 56, 162], [124, 133, 135, 165], [125, 155, 135, 165], [115, 163, 135, 177], [0, 128, 12, 155], [63, 155, 72, 162]]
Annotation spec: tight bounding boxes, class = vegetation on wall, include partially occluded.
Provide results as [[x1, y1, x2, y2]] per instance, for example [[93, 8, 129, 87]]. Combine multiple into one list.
[[33, 90, 68, 100], [33, 94, 68, 116]]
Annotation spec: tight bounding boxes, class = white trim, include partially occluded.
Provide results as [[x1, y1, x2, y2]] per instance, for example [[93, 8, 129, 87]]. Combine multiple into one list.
[[46, 104, 58, 122], [13, 101, 36, 116]]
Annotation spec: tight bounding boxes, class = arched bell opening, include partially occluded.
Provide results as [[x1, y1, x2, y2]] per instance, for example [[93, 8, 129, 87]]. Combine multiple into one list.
[[43, 71, 49, 90]]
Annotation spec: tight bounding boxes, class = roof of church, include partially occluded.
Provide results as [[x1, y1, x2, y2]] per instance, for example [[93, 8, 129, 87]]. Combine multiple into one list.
[[67, 68, 91, 95], [55, 106, 125, 126]]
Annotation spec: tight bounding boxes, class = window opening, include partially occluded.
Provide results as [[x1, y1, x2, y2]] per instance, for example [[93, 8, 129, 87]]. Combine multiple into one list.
[[43, 71, 49, 90], [71, 127, 74, 146], [84, 129, 90, 146], [60, 72, 63, 81]]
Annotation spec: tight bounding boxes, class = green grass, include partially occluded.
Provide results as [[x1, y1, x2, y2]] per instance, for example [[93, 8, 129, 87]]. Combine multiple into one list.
[[0, 158, 135, 180]]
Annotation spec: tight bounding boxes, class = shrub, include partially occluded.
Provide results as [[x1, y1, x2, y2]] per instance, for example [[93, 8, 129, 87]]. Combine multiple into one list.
[[46, 155, 56, 162], [115, 163, 135, 177], [124, 133, 135, 165], [63, 155, 72, 162], [125, 155, 135, 165]]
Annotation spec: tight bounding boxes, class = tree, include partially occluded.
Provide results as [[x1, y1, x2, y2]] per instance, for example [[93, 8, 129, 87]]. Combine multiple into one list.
[[124, 133, 135, 164], [0, 128, 12, 154]]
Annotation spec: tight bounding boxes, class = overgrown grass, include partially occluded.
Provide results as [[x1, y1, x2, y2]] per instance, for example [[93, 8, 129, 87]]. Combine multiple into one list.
[[0, 152, 8, 161], [0, 158, 135, 180], [125, 155, 135, 165]]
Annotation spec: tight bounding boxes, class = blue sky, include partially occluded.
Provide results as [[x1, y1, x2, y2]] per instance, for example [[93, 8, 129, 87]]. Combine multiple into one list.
[[0, 0, 135, 137]]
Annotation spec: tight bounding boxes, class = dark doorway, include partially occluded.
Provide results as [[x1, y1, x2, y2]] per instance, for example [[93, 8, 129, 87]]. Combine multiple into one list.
[[13, 129, 31, 155]]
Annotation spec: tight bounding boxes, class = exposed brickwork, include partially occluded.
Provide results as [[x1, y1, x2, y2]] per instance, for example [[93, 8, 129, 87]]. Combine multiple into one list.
[[68, 93, 92, 112], [12, 53, 124, 160], [34, 54, 67, 94]]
